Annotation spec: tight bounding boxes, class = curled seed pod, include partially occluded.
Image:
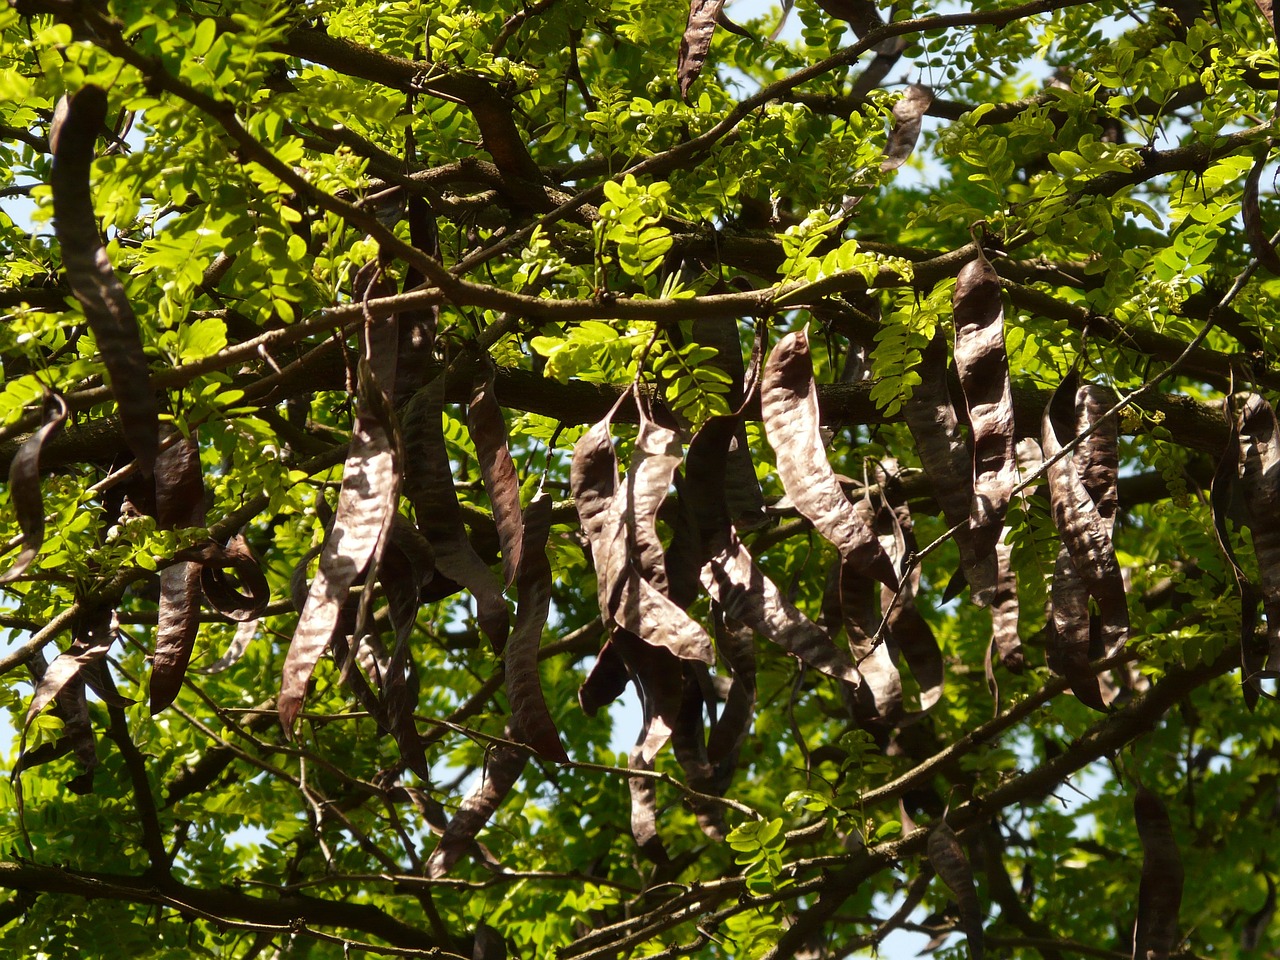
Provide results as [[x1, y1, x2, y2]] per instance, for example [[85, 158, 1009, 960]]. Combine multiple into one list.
[[50, 86, 158, 474], [0, 392, 70, 584], [953, 245, 1017, 564], [1043, 372, 1129, 673], [505, 494, 569, 763], [1133, 786, 1184, 960], [904, 332, 997, 604], [762, 327, 897, 588]]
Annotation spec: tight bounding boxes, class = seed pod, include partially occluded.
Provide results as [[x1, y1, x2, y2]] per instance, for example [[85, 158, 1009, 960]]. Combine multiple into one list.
[[425, 733, 528, 878], [1133, 786, 1184, 960], [50, 86, 158, 474], [927, 820, 984, 960], [151, 432, 208, 714], [762, 327, 897, 588], [402, 375, 509, 650], [505, 493, 569, 762], [904, 332, 997, 604], [571, 402, 714, 664], [1244, 150, 1280, 276], [953, 246, 1017, 564], [677, 0, 725, 100], [1211, 395, 1268, 706], [468, 365, 523, 589], [1043, 372, 1129, 682], [0, 392, 69, 584], [881, 84, 934, 171], [874, 466, 944, 711], [281, 366, 399, 732]]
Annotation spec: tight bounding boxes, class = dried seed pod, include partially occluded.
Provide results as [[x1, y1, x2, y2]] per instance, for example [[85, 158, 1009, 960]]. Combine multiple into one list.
[[402, 375, 509, 650], [762, 328, 897, 588], [904, 332, 997, 604], [677, 0, 725, 100], [1043, 372, 1129, 682], [881, 84, 934, 171], [953, 246, 1017, 563], [50, 86, 158, 474], [1133, 786, 1184, 960], [571, 402, 714, 664], [874, 467, 944, 711], [0, 392, 69, 584], [468, 365, 523, 588], [150, 433, 208, 714], [505, 494, 569, 762], [1210, 395, 1268, 706], [1244, 150, 1280, 275], [927, 820, 984, 960], [425, 733, 528, 878], [280, 368, 399, 732]]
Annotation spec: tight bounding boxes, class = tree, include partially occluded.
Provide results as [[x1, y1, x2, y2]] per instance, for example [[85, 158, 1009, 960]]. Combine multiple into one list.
[[0, 0, 1277, 956]]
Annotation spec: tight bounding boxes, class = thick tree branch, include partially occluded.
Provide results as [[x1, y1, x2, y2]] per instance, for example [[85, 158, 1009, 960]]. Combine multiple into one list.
[[0, 861, 456, 955]]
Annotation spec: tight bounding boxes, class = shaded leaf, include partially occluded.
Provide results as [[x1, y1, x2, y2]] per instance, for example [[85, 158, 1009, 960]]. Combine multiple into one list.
[[1242, 874, 1275, 950], [1133, 786, 1184, 960], [762, 327, 897, 587], [50, 86, 158, 474], [0, 392, 69, 584]]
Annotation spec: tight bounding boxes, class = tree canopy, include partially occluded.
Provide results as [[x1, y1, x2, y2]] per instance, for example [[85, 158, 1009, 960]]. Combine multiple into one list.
[[2, 0, 1280, 957]]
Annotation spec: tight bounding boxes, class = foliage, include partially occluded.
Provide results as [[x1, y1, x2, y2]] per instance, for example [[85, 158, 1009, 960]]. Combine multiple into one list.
[[0, 0, 1278, 958]]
